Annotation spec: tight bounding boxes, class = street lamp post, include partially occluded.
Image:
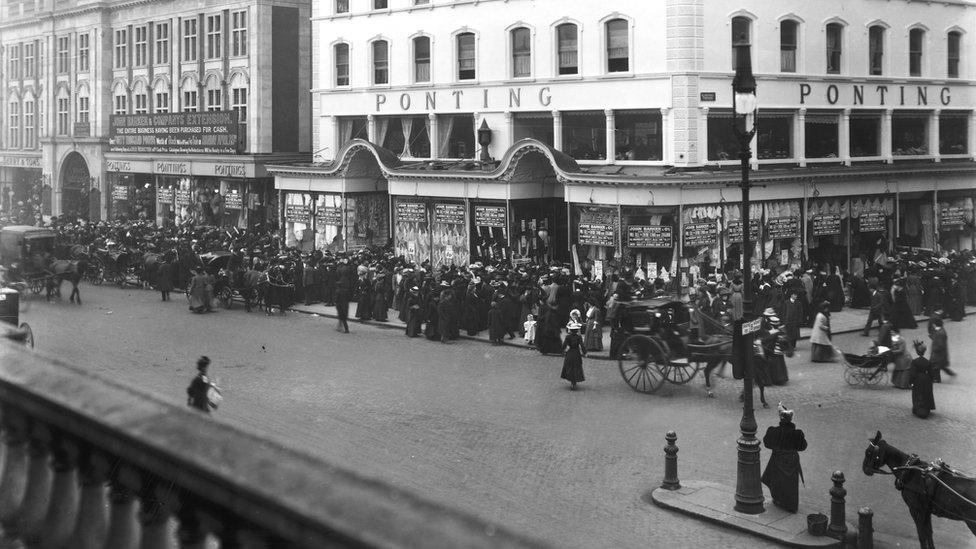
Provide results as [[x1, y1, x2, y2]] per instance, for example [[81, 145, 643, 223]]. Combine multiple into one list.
[[731, 41, 764, 515]]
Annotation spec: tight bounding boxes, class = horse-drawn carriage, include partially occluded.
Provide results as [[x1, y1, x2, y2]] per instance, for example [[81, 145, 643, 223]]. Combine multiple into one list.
[[90, 248, 141, 287], [0, 225, 57, 295], [614, 298, 732, 394], [196, 251, 243, 308], [0, 287, 34, 348]]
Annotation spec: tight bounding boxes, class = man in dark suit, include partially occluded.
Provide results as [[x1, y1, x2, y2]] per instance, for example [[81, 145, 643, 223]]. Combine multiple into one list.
[[862, 283, 885, 336], [333, 254, 355, 333]]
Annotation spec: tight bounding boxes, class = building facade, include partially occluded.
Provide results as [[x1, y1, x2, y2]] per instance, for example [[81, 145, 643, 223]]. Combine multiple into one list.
[[0, 0, 310, 228], [272, 0, 975, 277]]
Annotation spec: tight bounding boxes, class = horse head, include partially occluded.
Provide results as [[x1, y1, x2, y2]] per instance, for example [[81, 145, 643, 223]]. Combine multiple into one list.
[[863, 430, 886, 476]]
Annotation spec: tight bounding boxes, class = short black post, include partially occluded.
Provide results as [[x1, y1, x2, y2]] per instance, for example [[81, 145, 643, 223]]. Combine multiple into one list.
[[857, 507, 874, 549], [828, 471, 848, 539], [661, 431, 681, 490]]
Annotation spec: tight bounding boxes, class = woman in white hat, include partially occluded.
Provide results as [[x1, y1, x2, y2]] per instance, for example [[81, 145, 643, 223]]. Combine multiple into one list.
[[560, 321, 587, 390]]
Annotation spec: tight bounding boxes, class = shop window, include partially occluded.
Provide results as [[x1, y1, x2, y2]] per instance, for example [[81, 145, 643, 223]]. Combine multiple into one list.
[[378, 116, 431, 158], [706, 111, 742, 161], [614, 110, 662, 161], [336, 116, 368, 149], [315, 194, 342, 250], [335, 43, 350, 86], [825, 23, 842, 74], [805, 115, 838, 158], [891, 114, 927, 156], [457, 33, 476, 80], [284, 192, 315, 253], [562, 111, 606, 160], [947, 31, 961, 78], [909, 28, 924, 77], [780, 20, 797, 73], [414, 37, 430, 83], [849, 115, 880, 157], [606, 19, 629, 72], [939, 115, 968, 155], [757, 114, 792, 160], [372, 40, 389, 85], [232, 81, 248, 150], [512, 112, 554, 147], [437, 114, 474, 158], [731, 16, 751, 69], [511, 27, 531, 78], [556, 23, 578, 75], [868, 25, 884, 75]]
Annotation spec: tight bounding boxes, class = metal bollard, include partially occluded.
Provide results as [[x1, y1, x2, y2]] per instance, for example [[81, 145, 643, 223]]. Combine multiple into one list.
[[828, 471, 848, 539], [661, 431, 681, 490], [857, 507, 874, 549]]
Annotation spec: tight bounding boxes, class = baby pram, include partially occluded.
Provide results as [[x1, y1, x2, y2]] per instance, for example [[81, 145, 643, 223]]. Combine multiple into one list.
[[842, 345, 892, 386]]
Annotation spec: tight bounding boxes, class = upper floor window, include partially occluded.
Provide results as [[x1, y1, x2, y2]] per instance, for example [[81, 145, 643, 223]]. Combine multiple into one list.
[[183, 89, 198, 112], [780, 20, 797, 73], [206, 14, 222, 59], [374, 0, 388, 9], [909, 28, 924, 76], [8, 100, 20, 148], [57, 94, 70, 136], [868, 25, 884, 75], [336, 0, 348, 14], [78, 33, 90, 72], [156, 23, 170, 64], [373, 40, 389, 84], [206, 79, 222, 111], [134, 26, 148, 66], [115, 29, 128, 69], [23, 98, 35, 148], [335, 43, 350, 86], [414, 37, 430, 82], [78, 94, 90, 122], [557, 23, 578, 75], [114, 90, 127, 115], [414, 0, 429, 4], [133, 82, 148, 114], [457, 33, 476, 80], [825, 23, 843, 74], [183, 18, 198, 62], [154, 91, 169, 113], [232, 10, 248, 56], [24, 43, 35, 78], [606, 19, 629, 72], [57, 36, 70, 74], [732, 16, 751, 70], [511, 27, 531, 78], [947, 31, 961, 78], [7, 44, 21, 80]]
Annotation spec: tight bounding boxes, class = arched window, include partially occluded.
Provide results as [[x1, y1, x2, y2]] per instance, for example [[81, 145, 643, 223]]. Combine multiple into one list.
[[511, 27, 531, 78], [335, 43, 350, 86], [181, 78, 198, 112], [606, 19, 629, 72], [909, 28, 924, 76], [133, 80, 148, 114], [947, 31, 961, 78], [8, 97, 21, 148], [780, 20, 798, 72], [205, 76, 221, 111], [413, 37, 430, 82], [372, 40, 389, 85], [556, 23, 578, 75], [732, 16, 751, 70], [153, 81, 170, 113], [456, 33, 475, 80], [825, 23, 843, 74], [868, 26, 885, 75], [23, 93, 35, 148]]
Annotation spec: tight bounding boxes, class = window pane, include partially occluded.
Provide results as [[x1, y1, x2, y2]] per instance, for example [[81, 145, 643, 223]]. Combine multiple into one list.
[[562, 111, 606, 160], [909, 29, 923, 76], [948, 32, 961, 78], [732, 16, 750, 45], [868, 26, 884, 75], [373, 41, 388, 84], [892, 115, 927, 155], [757, 115, 792, 159], [336, 0, 348, 13], [335, 43, 349, 86], [707, 114, 742, 161], [826, 24, 842, 74], [557, 24, 578, 75], [780, 21, 797, 73], [512, 28, 531, 77], [513, 112, 554, 147], [805, 116, 839, 158], [414, 37, 430, 82], [614, 110, 662, 160], [606, 19, 628, 72], [849, 115, 880, 157], [457, 33, 475, 80], [940, 116, 968, 154], [440, 114, 474, 158]]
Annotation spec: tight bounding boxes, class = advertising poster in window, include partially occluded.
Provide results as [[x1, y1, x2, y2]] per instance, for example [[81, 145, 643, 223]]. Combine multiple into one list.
[[433, 203, 465, 225], [940, 206, 968, 230], [726, 220, 761, 243], [859, 211, 887, 233], [284, 204, 311, 224], [472, 203, 508, 262], [157, 188, 175, 203], [111, 186, 131, 201], [626, 225, 672, 248], [431, 202, 468, 268], [765, 217, 799, 239], [224, 193, 243, 210], [317, 206, 343, 226], [175, 190, 191, 206], [683, 222, 718, 247], [577, 209, 617, 247], [393, 198, 431, 264], [812, 213, 842, 236], [474, 205, 507, 227]]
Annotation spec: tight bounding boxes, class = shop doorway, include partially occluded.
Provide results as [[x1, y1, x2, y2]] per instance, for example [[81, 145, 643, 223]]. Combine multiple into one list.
[[60, 152, 91, 221]]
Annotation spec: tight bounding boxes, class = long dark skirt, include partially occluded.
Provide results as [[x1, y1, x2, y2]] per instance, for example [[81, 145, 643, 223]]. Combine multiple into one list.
[[767, 355, 789, 385], [560, 349, 585, 383], [810, 343, 835, 363]]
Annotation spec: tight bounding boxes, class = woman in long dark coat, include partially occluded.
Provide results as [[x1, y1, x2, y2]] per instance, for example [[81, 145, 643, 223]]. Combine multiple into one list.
[[536, 308, 563, 355], [889, 279, 917, 330], [355, 271, 373, 320], [826, 267, 845, 312], [761, 405, 807, 512], [905, 272, 924, 316], [928, 317, 953, 381], [560, 322, 586, 390], [404, 287, 423, 337], [462, 285, 483, 336], [763, 318, 789, 385], [488, 301, 506, 344], [372, 273, 390, 321], [437, 289, 456, 343], [909, 341, 935, 418]]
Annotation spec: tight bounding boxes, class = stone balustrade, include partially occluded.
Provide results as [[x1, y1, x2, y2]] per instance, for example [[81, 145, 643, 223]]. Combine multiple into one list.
[[0, 341, 549, 549]]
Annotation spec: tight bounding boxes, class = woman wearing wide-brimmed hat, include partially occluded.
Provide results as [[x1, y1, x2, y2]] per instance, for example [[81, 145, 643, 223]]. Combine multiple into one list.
[[810, 301, 835, 363], [560, 321, 587, 390]]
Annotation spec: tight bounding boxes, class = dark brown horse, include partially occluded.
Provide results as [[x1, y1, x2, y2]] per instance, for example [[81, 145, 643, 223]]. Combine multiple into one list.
[[863, 431, 976, 548]]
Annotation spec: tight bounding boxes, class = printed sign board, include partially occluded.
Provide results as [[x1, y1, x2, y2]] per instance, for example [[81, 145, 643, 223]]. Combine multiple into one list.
[[683, 222, 718, 246], [433, 203, 465, 225], [109, 111, 240, 154], [812, 214, 842, 236], [578, 223, 616, 247], [727, 220, 761, 243], [474, 205, 507, 227], [224, 193, 243, 210], [318, 206, 342, 226], [157, 189, 175, 203], [766, 217, 800, 240], [627, 225, 672, 248], [859, 212, 887, 233], [175, 190, 191, 206], [396, 201, 428, 223], [285, 205, 311, 224], [940, 207, 968, 230], [742, 317, 762, 335]]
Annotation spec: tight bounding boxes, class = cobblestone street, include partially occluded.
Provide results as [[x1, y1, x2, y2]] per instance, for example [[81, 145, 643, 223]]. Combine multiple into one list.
[[30, 285, 976, 548]]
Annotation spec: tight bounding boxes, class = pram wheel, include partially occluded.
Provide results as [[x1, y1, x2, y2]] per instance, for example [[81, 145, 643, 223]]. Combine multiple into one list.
[[843, 366, 861, 386]]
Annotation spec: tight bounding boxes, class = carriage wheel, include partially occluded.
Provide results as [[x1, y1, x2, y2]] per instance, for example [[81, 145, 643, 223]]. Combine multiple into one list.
[[663, 358, 699, 385], [219, 287, 233, 309], [90, 264, 104, 285], [843, 366, 861, 386], [617, 335, 668, 394], [18, 323, 33, 349], [28, 279, 44, 295]]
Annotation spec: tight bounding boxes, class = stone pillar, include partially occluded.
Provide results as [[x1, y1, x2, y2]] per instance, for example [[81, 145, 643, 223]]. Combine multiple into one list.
[[38, 434, 80, 548], [0, 408, 30, 547], [177, 501, 211, 549], [698, 107, 708, 164], [139, 479, 180, 549], [840, 109, 851, 166], [105, 466, 143, 549], [881, 109, 892, 163], [72, 450, 111, 549], [428, 113, 439, 160], [969, 111, 976, 161], [505, 111, 515, 153], [666, 0, 704, 167], [660, 108, 671, 163], [930, 110, 940, 162], [604, 109, 615, 164], [796, 108, 806, 167], [19, 424, 53, 545], [552, 110, 562, 151], [367, 114, 376, 143]]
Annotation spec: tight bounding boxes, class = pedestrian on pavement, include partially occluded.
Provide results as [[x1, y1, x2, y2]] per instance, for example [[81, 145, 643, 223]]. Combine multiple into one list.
[[405, 286, 423, 338], [909, 340, 935, 419], [761, 403, 807, 513], [188, 268, 208, 314], [186, 356, 220, 414], [583, 303, 603, 352], [523, 314, 537, 347], [560, 321, 586, 390], [810, 302, 835, 363], [928, 317, 954, 381], [488, 300, 506, 344], [890, 328, 912, 389], [862, 283, 885, 336], [334, 254, 354, 333], [781, 291, 803, 351], [437, 288, 456, 343], [157, 256, 174, 302]]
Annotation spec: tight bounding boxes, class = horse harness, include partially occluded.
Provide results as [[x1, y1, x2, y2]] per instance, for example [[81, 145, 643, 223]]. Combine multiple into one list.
[[880, 453, 976, 525]]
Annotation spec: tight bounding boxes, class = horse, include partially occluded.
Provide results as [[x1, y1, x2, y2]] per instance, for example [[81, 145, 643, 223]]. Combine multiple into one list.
[[48, 258, 88, 304], [863, 431, 976, 548]]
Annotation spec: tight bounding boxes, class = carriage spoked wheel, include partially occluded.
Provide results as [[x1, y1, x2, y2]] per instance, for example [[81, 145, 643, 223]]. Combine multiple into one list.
[[89, 264, 104, 285], [219, 287, 233, 309], [663, 356, 699, 385], [617, 334, 668, 394], [28, 278, 45, 295], [18, 322, 34, 349], [866, 367, 887, 386]]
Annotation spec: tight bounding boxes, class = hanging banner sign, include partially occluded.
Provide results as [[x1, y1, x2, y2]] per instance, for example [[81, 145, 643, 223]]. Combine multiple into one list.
[[175, 190, 191, 206], [111, 186, 131, 201], [578, 223, 615, 246], [396, 201, 428, 223], [474, 205, 507, 227], [683, 222, 718, 246], [109, 111, 240, 154], [940, 206, 968, 230], [766, 216, 800, 239], [812, 214, 842, 236], [433, 203, 465, 225], [224, 193, 243, 210], [859, 212, 887, 233], [318, 206, 342, 226], [627, 225, 673, 248], [285, 205, 311, 223], [157, 188, 175, 203], [726, 220, 761, 243]]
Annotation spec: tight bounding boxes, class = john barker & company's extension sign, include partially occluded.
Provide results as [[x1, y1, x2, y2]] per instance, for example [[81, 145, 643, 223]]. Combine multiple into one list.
[[109, 111, 241, 154]]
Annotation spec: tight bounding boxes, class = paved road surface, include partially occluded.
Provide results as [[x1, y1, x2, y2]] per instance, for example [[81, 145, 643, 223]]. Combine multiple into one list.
[[24, 284, 976, 548]]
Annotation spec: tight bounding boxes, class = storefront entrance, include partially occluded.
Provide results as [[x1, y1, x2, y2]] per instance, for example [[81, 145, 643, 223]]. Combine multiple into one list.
[[60, 152, 91, 221]]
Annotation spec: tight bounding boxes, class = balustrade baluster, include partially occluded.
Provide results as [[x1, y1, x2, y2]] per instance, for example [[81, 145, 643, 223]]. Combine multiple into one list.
[[0, 407, 29, 549], [69, 449, 110, 549], [38, 432, 80, 549], [18, 423, 53, 546], [177, 502, 213, 549], [217, 517, 270, 549], [104, 466, 143, 549], [139, 476, 180, 549]]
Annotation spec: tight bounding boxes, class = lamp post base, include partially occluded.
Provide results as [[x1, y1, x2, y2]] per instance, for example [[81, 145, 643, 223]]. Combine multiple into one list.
[[734, 432, 765, 515]]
